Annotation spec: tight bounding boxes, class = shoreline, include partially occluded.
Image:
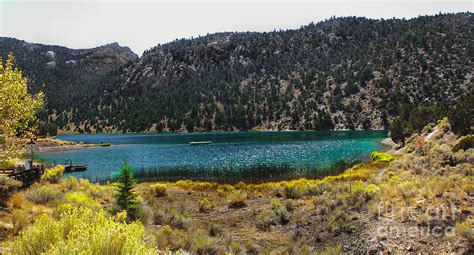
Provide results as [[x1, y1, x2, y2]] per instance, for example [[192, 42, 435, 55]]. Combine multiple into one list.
[[379, 137, 397, 152], [28, 137, 111, 153], [57, 128, 389, 135]]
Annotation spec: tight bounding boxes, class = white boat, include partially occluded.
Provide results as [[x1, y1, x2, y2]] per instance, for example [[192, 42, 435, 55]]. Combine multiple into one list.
[[189, 141, 212, 145]]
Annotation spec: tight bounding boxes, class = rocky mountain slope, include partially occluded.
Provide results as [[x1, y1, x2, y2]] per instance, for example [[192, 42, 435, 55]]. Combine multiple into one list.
[[0, 38, 137, 127], [1, 13, 472, 133]]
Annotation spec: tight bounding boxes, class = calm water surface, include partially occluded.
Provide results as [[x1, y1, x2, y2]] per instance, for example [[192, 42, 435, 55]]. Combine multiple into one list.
[[38, 131, 387, 180]]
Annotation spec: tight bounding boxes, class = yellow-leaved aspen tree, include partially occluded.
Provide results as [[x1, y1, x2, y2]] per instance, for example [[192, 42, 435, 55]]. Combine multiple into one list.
[[0, 53, 44, 161]]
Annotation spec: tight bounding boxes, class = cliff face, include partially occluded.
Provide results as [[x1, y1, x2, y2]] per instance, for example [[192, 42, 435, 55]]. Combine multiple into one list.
[[1, 13, 472, 133]]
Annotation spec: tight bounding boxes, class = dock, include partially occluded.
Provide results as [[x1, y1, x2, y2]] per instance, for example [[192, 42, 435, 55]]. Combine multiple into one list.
[[0, 165, 45, 184], [1, 161, 87, 185]]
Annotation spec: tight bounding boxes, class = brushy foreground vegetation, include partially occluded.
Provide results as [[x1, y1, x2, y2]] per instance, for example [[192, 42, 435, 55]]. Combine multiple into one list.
[[0, 120, 472, 253], [6, 208, 157, 254]]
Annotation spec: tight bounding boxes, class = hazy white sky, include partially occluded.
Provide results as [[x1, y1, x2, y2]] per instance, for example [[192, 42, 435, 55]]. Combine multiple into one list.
[[0, 0, 472, 55]]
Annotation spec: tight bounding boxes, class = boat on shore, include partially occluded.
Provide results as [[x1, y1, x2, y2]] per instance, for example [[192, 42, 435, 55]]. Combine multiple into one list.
[[61, 163, 88, 172], [189, 141, 212, 145]]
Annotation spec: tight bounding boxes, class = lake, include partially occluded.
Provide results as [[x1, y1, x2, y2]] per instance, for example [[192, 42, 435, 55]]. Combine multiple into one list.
[[38, 131, 388, 182]]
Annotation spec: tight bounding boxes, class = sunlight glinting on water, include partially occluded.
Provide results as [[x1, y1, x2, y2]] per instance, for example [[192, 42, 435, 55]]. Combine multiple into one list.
[[39, 131, 387, 179]]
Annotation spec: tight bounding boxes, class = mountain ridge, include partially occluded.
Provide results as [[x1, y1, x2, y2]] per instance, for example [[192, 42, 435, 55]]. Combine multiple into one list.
[[1, 13, 472, 133]]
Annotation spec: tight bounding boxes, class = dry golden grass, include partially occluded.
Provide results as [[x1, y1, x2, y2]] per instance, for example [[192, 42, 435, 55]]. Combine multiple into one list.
[[8, 193, 26, 210]]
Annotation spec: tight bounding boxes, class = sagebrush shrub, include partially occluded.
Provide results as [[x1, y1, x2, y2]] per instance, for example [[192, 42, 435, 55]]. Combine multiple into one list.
[[11, 209, 30, 235], [25, 184, 62, 204], [154, 208, 189, 229], [277, 183, 303, 199], [198, 199, 216, 212], [227, 190, 247, 209], [153, 225, 189, 250], [371, 151, 396, 162], [4, 207, 157, 254], [452, 134, 474, 152], [150, 184, 168, 197], [256, 210, 274, 231], [455, 221, 473, 242], [207, 222, 222, 237], [192, 233, 218, 255], [55, 191, 101, 216], [256, 199, 290, 231], [41, 165, 64, 184], [60, 176, 79, 191]]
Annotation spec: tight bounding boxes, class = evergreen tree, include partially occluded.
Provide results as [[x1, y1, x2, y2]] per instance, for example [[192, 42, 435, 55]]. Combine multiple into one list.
[[114, 161, 140, 221], [46, 123, 58, 136], [390, 117, 405, 146], [38, 122, 48, 136], [448, 94, 473, 135]]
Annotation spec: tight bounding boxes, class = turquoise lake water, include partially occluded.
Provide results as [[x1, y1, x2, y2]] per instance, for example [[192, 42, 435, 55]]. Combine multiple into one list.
[[38, 131, 387, 180]]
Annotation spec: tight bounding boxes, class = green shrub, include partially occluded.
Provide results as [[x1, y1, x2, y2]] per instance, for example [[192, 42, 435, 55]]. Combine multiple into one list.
[[41, 165, 64, 184], [276, 183, 304, 199], [46, 123, 58, 136], [192, 234, 218, 255], [4, 207, 156, 254], [0, 160, 15, 168], [227, 190, 247, 209], [257, 200, 290, 231], [285, 241, 313, 255], [452, 134, 474, 152], [60, 176, 79, 191], [73, 178, 104, 199], [153, 225, 187, 250], [25, 184, 62, 204], [352, 181, 381, 201], [154, 225, 174, 249], [286, 199, 296, 212], [256, 210, 274, 231], [56, 192, 101, 216], [154, 208, 189, 229], [150, 183, 168, 197], [271, 199, 290, 225], [371, 151, 396, 162], [230, 241, 244, 254], [456, 221, 473, 242], [437, 117, 451, 133], [11, 209, 30, 235], [198, 199, 216, 212], [208, 222, 222, 237], [38, 122, 58, 136]]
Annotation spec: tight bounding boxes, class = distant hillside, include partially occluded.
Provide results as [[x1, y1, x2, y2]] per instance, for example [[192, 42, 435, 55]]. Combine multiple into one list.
[[0, 38, 137, 128], [1, 13, 472, 133]]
